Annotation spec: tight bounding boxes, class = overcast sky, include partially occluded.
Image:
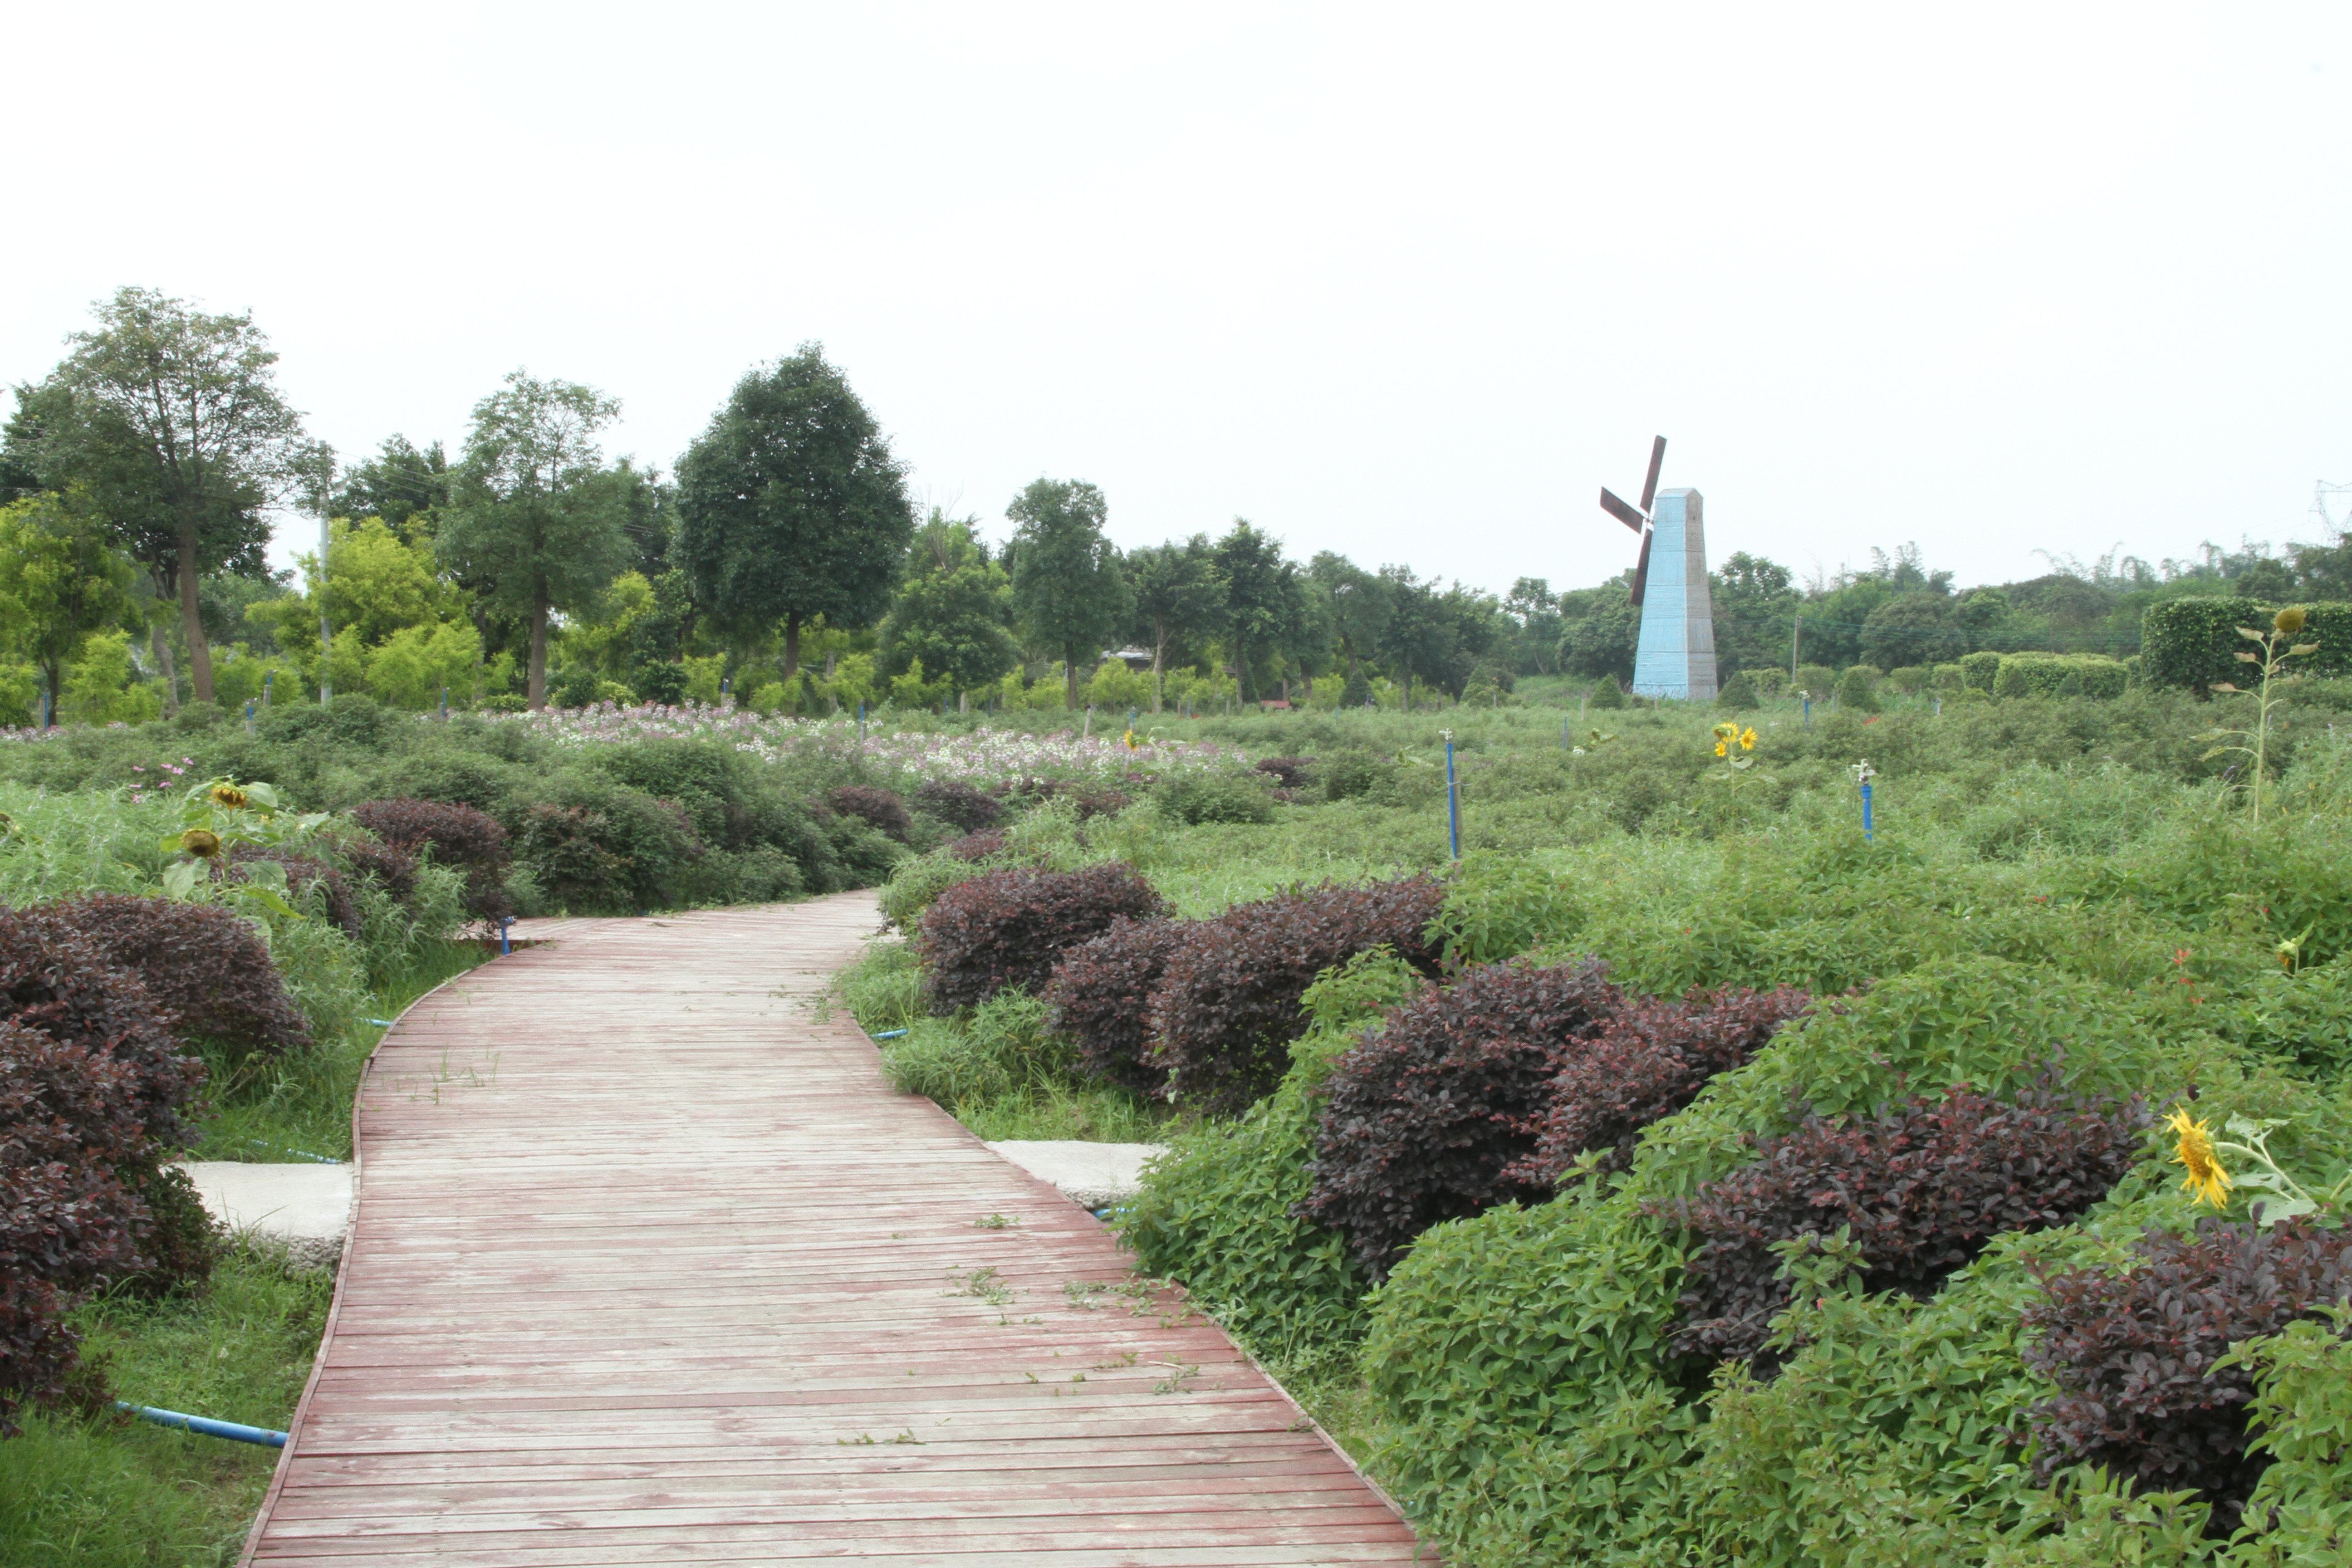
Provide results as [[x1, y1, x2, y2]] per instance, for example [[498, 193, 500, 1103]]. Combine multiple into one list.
[[6, 3, 2348, 598]]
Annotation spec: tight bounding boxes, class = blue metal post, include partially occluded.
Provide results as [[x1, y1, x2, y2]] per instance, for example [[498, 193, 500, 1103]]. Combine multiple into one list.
[[245, 698, 255, 735], [264, 671, 273, 707], [858, 702, 866, 743], [498, 916, 513, 956], [1446, 739, 1460, 859], [1803, 695, 1811, 727], [1861, 781, 1874, 843]]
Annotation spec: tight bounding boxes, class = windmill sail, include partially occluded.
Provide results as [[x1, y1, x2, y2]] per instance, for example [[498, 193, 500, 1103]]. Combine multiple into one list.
[[1599, 489, 1647, 532]]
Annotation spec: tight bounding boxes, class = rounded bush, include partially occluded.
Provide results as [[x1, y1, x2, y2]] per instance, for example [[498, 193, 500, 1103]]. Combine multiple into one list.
[[0, 911, 204, 1154], [1512, 985, 1813, 1183], [2024, 1216, 2352, 1534], [0, 1021, 149, 1431], [1150, 876, 1447, 1116], [349, 798, 513, 921], [1303, 956, 1621, 1279], [1588, 676, 1626, 710], [828, 785, 914, 843], [18, 895, 311, 1059], [1653, 1087, 2148, 1367], [1254, 756, 1315, 791], [917, 863, 1171, 1013], [1154, 772, 1276, 826], [1043, 915, 1187, 1095], [915, 779, 1003, 834], [1714, 672, 1760, 709]]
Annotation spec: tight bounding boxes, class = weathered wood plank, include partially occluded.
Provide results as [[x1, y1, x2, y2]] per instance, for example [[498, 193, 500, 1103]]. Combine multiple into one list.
[[241, 894, 1428, 1564]]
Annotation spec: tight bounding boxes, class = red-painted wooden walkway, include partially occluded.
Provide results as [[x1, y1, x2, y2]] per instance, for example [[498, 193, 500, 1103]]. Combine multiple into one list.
[[241, 893, 1426, 1565]]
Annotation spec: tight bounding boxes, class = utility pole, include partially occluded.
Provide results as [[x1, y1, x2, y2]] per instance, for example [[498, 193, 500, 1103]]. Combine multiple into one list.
[[1790, 614, 1803, 684], [318, 455, 334, 709]]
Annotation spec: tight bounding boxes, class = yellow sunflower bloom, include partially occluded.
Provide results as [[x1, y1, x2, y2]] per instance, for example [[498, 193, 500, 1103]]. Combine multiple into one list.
[[1739, 727, 1757, 751], [209, 784, 249, 809], [1714, 741, 1728, 757], [2167, 1109, 2231, 1208]]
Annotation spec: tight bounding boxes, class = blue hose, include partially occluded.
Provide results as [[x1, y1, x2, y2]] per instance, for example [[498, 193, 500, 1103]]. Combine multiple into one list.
[[117, 1403, 287, 1448], [870, 1029, 908, 1039]]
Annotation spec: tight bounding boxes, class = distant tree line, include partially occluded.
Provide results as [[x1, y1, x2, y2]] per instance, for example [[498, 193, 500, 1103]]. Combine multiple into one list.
[[8, 288, 2350, 725]]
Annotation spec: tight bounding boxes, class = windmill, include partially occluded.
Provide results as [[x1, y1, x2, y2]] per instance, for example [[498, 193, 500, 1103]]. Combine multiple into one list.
[[1599, 436, 1668, 607], [1596, 434, 1718, 701]]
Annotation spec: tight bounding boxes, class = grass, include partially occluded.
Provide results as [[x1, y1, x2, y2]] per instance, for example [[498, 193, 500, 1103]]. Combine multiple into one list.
[[189, 936, 492, 1162], [0, 1243, 333, 1568]]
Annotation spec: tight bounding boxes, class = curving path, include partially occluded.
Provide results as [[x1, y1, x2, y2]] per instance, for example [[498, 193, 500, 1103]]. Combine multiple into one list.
[[240, 893, 1427, 1566]]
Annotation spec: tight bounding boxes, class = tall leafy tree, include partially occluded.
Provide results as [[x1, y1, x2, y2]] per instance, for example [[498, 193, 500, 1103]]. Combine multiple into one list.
[[1124, 535, 1221, 710], [1559, 578, 1639, 684], [674, 346, 915, 683], [0, 493, 139, 725], [1213, 521, 1307, 703], [1008, 479, 1130, 709], [1504, 576, 1563, 674], [1374, 564, 1457, 709], [436, 372, 631, 708], [1310, 551, 1393, 693], [333, 435, 451, 533], [1711, 551, 1799, 677], [7, 288, 306, 705], [878, 512, 1022, 696]]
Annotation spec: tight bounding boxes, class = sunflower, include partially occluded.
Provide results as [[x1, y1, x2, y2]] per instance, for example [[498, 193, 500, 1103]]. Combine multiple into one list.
[[180, 828, 224, 861], [2274, 607, 2307, 636], [1714, 740, 1729, 758], [1739, 727, 1757, 751], [209, 784, 249, 809], [2167, 1109, 2231, 1208]]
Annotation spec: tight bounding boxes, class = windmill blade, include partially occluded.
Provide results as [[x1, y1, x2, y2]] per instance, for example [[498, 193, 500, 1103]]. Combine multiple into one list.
[[1639, 436, 1667, 514], [1599, 488, 1646, 533], [1630, 526, 1653, 608]]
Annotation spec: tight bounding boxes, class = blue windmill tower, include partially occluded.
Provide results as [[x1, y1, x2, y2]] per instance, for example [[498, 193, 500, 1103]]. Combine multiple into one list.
[[1598, 436, 1718, 701]]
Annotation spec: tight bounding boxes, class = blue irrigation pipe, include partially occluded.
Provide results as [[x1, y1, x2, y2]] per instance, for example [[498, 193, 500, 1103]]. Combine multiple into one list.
[[117, 1402, 287, 1448], [1861, 780, 1874, 843], [870, 1029, 908, 1040], [1803, 695, 1812, 727], [1445, 739, 1460, 860]]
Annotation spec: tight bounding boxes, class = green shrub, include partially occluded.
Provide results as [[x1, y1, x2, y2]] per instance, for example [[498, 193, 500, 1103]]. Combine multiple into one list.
[[1119, 949, 1421, 1362], [878, 989, 1067, 1105], [1961, 650, 2002, 691], [1741, 668, 1789, 701], [1794, 663, 1838, 698], [1715, 671, 1760, 709], [1886, 664, 1931, 694], [879, 848, 986, 929], [1931, 661, 1966, 690], [1834, 666, 1880, 713], [1588, 676, 1626, 710], [1316, 749, 1391, 802], [1154, 769, 1277, 826], [2142, 598, 2352, 693]]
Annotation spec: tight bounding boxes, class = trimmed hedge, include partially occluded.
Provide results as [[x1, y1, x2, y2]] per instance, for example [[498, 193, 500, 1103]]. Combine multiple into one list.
[[2141, 598, 2352, 693], [1991, 652, 2129, 700], [917, 863, 1170, 1012], [349, 798, 513, 921]]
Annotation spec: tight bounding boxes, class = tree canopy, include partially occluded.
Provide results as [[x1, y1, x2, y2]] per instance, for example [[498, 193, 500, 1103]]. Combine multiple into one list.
[[674, 346, 914, 681], [435, 372, 631, 708], [1008, 478, 1130, 709], [878, 514, 1022, 697]]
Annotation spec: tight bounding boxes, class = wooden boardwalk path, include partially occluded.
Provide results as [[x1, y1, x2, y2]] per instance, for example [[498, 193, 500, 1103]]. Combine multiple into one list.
[[242, 893, 1427, 1566]]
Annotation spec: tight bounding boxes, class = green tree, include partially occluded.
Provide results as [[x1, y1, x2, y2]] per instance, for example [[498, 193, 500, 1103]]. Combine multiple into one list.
[[1860, 590, 1964, 668], [1125, 535, 1222, 710], [436, 372, 631, 709], [1214, 521, 1307, 703], [1559, 578, 1639, 684], [1008, 479, 1130, 709], [878, 513, 1022, 697], [1374, 564, 1458, 710], [0, 493, 140, 725], [333, 435, 451, 533], [1503, 576, 1563, 674], [6, 288, 306, 706], [1310, 552, 1393, 687], [1711, 552, 1798, 676], [674, 346, 914, 684]]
